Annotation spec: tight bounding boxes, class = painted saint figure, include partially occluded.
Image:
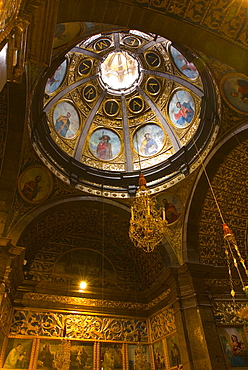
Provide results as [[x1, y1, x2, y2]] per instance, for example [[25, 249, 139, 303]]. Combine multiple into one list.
[[231, 79, 248, 105], [3, 344, 24, 369], [154, 348, 165, 370], [22, 175, 42, 201], [172, 101, 194, 126], [101, 347, 115, 370], [55, 112, 71, 137], [96, 135, 113, 160], [140, 133, 158, 156], [170, 341, 181, 367], [177, 54, 197, 79], [163, 198, 179, 224]]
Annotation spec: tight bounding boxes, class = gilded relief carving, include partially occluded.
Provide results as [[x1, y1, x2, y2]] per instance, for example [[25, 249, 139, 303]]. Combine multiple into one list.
[[133, 0, 248, 49], [0, 296, 13, 334], [10, 310, 149, 342], [212, 301, 248, 325], [150, 306, 176, 341], [199, 141, 248, 265]]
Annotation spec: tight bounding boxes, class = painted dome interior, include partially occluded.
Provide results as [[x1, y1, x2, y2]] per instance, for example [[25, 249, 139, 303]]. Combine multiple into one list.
[[33, 29, 217, 195]]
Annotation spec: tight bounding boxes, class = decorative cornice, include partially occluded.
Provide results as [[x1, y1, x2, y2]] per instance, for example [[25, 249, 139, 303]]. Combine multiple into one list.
[[22, 288, 170, 311]]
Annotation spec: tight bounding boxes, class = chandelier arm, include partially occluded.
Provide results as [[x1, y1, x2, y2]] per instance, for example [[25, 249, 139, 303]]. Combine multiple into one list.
[[224, 246, 236, 301], [225, 237, 246, 290]]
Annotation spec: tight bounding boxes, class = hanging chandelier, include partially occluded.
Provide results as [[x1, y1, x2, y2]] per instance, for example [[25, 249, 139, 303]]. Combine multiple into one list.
[[129, 173, 167, 252]]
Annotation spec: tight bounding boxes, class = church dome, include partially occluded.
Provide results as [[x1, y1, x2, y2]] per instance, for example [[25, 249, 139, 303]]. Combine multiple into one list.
[[32, 28, 218, 197]]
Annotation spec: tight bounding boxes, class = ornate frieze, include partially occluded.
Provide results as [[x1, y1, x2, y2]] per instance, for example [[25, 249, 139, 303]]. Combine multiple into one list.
[[10, 310, 148, 342]]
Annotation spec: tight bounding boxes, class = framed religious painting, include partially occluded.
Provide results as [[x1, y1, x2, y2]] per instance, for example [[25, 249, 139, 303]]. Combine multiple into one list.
[[100, 343, 123, 370], [220, 73, 248, 115], [70, 341, 93, 370], [166, 333, 182, 369], [170, 45, 199, 80], [18, 164, 53, 205], [45, 59, 67, 95], [153, 340, 166, 370], [168, 89, 195, 129], [1, 338, 34, 370], [218, 326, 248, 368], [128, 344, 151, 370], [89, 128, 121, 161], [156, 193, 182, 225], [53, 101, 80, 139], [36, 339, 70, 370], [133, 123, 164, 157]]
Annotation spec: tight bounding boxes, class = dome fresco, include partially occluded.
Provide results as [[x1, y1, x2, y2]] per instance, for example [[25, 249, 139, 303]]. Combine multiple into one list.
[[33, 29, 218, 196]]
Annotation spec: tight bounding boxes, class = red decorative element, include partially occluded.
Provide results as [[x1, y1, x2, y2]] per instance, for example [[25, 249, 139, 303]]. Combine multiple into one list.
[[139, 173, 147, 190], [222, 223, 233, 238]]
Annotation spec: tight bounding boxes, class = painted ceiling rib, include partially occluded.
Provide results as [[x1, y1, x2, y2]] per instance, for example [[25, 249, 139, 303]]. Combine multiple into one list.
[[74, 90, 107, 161], [143, 69, 204, 97], [43, 75, 98, 113], [121, 94, 133, 172], [135, 37, 167, 54], [137, 86, 181, 151], [70, 47, 102, 60], [114, 32, 120, 52]]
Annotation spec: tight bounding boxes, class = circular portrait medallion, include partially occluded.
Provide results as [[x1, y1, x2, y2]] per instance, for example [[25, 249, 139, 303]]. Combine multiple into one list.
[[133, 123, 164, 157], [170, 46, 198, 80], [220, 73, 248, 115], [90, 129, 121, 161], [168, 90, 195, 128], [45, 59, 67, 95], [18, 164, 53, 204], [53, 101, 80, 139]]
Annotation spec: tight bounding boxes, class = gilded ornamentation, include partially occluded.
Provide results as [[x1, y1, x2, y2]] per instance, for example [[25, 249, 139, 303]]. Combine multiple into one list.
[[22, 289, 170, 311], [10, 310, 149, 342], [0, 0, 22, 43], [19, 209, 170, 292], [199, 141, 248, 265], [150, 306, 176, 341], [212, 301, 248, 325], [205, 279, 245, 288], [0, 295, 13, 334], [133, 0, 248, 49]]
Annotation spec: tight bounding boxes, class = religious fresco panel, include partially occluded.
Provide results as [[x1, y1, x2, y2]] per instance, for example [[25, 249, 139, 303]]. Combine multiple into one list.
[[170, 46, 198, 80], [220, 73, 248, 115], [168, 90, 195, 129], [218, 327, 248, 368], [133, 124, 164, 157], [1, 338, 33, 370], [18, 165, 53, 205], [100, 343, 123, 370], [45, 60, 67, 95], [53, 101, 80, 139], [89, 128, 121, 161], [128, 344, 151, 370]]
